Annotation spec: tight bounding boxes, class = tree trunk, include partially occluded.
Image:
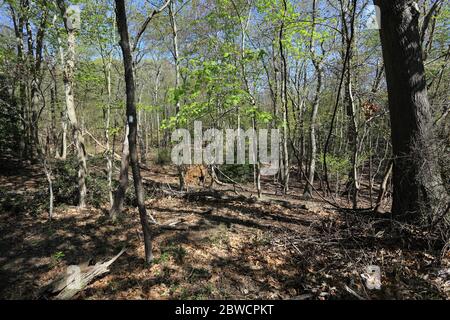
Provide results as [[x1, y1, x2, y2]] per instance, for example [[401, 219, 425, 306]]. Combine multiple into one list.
[[115, 0, 153, 263], [374, 161, 393, 214], [344, 68, 359, 208], [375, 0, 448, 222], [110, 125, 130, 219], [279, 3, 290, 194], [340, 0, 359, 208], [104, 54, 114, 205], [57, 0, 88, 208], [137, 84, 147, 165], [304, 62, 323, 197], [169, 1, 186, 191], [59, 110, 68, 160], [304, 0, 323, 198], [50, 86, 57, 156]]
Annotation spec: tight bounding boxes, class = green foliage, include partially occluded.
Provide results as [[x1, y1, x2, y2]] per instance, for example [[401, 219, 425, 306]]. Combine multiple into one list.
[[318, 153, 351, 174], [50, 251, 66, 267], [153, 251, 171, 265], [52, 251, 65, 261], [163, 48, 256, 130], [156, 244, 187, 265], [155, 148, 172, 165], [75, 60, 104, 90], [137, 103, 161, 112], [217, 164, 254, 183], [53, 156, 113, 208], [206, 223, 230, 247], [178, 283, 215, 300], [52, 158, 79, 206], [0, 187, 48, 216], [0, 75, 21, 154]]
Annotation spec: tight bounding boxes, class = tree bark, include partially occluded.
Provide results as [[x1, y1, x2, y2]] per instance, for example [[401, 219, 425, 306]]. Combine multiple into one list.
[[104, 52, 114, 205], [169, 1, 186, 191], [340, 0, 359, 208], [374, 161, 393, 214], [279, 0, 290, 194], [115, 0, 153, 263], [110, 125, 130, 219], [375, 0, 448, 222], [57, 0, 88, 208], [304, 62, 323, 198], [304, 0, 323, 198]]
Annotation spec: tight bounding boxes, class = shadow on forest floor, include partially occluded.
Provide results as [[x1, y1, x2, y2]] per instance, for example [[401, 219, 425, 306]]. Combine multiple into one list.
[[0, 159, 448, 300]]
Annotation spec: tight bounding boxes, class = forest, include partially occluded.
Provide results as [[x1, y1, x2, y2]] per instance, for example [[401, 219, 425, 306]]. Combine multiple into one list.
[[0, 0, 449, 300]]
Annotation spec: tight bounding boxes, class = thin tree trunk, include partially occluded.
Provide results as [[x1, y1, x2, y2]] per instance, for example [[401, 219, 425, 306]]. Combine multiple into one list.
[[105, 53, 114, 205], [57, 0, 88, 208], [137, 84, 147, 165], [154, 67, 161, 148], [50, 86, 57, 156], [304, 0, 323, 198], [279, 0, 290, 194], [304, 63, 323, 197], [115, 0, 153, 263], [59, 110, 68, 160], [374, 161, 393, 214], [340, 0, 359, 209], [110, 125, 129, 219], [10, 4, 27, 159], [169, 1, 185, 191], [344, 70, 359, 208]]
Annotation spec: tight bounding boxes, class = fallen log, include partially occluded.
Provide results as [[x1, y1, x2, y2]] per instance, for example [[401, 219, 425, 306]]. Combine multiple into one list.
[[40, 248, 126, 300]]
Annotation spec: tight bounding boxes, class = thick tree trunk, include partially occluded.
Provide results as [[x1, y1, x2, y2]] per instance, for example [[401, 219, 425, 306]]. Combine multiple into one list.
[[375, 0, 448, 222], [115, 0, 153, 263]]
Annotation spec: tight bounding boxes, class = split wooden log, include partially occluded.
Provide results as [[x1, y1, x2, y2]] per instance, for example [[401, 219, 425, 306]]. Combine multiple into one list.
[[40, 248, 126, 300]]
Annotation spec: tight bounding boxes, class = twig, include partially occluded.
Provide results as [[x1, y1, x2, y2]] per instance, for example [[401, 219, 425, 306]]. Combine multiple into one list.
[[344, 285, 365, 300]]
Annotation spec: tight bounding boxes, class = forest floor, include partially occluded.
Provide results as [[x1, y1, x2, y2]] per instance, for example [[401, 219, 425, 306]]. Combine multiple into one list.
[[0, 155, 449, 300]]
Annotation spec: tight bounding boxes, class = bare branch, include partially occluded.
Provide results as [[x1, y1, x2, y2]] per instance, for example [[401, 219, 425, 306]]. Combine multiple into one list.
[[421, 0, 443, 41], [132, 0, 171, 53]]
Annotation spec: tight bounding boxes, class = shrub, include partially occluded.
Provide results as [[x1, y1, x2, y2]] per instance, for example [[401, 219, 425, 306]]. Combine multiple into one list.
[[216, 164, 254, 183], [53, 155, 114, 208], [155, 148, 172, 165], [52, 157, 79, 206], [0, 188, 47, 216]]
